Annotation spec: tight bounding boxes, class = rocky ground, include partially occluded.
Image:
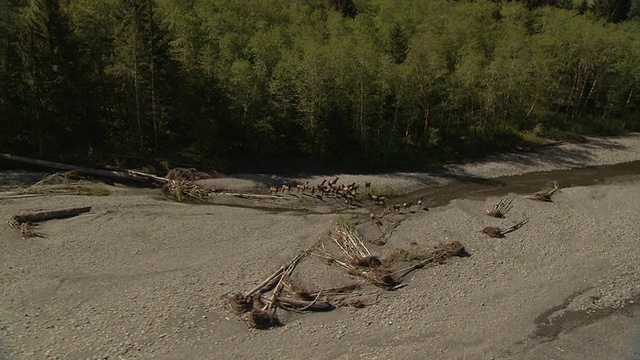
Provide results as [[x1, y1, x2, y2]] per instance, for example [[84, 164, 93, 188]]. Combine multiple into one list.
[[1, 133, 640, 360]]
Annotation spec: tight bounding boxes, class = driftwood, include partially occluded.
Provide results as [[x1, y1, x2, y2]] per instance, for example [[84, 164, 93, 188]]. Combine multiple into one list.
[[218, 192, 280, 199], [526, 181, 560, 202], [161, 179, 212, 202], [225, 217, 471, 330], [221, 248, 310, 327], [390, 241, 468, 280], [120, 168, 168, 185], [482, 218, 529, 238], [8, 206, 92, 238], [0, 193, 46, 200], [12, 206, 92, 224], [0, 153, 164, 187], [312, 219, 469, 291], [486, 197, 514, 218], [273, 297, 335, 312]]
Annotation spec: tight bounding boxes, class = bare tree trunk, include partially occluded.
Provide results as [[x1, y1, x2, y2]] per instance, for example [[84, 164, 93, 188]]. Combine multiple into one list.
[[572, 66, 590, 119], [586, 78, 597, 100], [566, 61, 585, 118], [422, 105, 430, 138]]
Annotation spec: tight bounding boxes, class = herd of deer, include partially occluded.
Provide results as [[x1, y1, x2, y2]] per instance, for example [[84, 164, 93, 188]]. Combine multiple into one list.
[[268, 177, 561, 240], [268, 176, 429, 214]]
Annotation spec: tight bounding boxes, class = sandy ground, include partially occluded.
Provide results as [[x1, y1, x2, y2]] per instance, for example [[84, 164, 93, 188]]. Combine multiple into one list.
[[1, 133, 640, 360]]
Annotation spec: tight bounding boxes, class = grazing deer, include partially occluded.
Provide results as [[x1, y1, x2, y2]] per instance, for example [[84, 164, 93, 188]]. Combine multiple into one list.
[[392, 204, 401, 213], [345, 192, 355, 205], [331, 176, 339, 185], [281, 184, 290, 193], [269, 186, 279, 195], [402, 202, 412, 213], [365, 181, 371, 190], [296, 181, 309, 193], [317, 179, 327, 191]]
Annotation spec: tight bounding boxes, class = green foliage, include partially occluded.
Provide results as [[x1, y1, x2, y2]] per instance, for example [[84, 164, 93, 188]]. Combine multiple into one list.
[[387, 23, 408, 64], [0, 0, 639, 172], [589, 0, 631, 23], [329, 0, 358, 19]]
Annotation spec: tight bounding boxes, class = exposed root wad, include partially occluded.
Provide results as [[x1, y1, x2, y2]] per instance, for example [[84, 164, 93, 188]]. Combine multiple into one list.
[[482, 218, 529, 238]]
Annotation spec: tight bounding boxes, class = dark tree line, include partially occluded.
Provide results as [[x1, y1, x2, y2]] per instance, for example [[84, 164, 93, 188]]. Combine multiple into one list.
[[1, 0, 639, 172]]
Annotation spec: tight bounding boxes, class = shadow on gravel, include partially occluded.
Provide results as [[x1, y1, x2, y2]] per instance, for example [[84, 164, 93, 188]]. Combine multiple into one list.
[[215, 135, 635, 191], [533, 291, 640, 344]]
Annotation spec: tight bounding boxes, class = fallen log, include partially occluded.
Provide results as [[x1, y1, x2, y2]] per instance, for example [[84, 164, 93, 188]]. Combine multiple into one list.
[[274, 297, 335, 312], [11, 206, 92, 224], [0, 193, 46, 200], [120, 168, 168, 185], [0, 153, 163, 187], [218, 192, 280, 199]]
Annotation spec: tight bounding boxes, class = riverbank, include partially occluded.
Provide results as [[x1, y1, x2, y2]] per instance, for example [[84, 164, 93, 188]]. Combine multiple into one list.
[[1, 134, 639, 359], [200, 133, 640, 195]]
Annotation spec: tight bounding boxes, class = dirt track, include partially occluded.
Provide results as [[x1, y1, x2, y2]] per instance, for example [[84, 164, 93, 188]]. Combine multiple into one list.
[[1, 134, 640, 359]]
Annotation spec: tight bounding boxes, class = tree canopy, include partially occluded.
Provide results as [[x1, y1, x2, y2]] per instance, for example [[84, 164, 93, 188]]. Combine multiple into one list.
[[1, 0, 639, 172]]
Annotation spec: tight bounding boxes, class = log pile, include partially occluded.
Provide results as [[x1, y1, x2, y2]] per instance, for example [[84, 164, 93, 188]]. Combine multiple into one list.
[[161, 179, 213, 203], [223, 217, 468, 329]]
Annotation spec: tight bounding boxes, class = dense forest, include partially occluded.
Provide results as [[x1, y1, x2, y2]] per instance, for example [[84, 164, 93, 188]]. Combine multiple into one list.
[[1, 0, 639, 173]]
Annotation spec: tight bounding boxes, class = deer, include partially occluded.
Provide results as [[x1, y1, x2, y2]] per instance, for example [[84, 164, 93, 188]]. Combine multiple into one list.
[[296, 181, 309, 193], [317, 179, 327, 191]]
